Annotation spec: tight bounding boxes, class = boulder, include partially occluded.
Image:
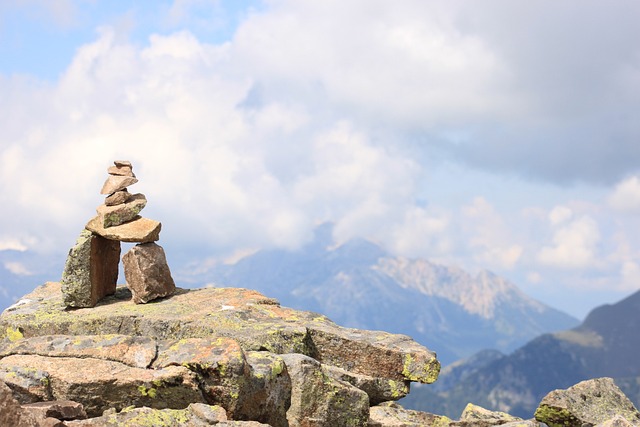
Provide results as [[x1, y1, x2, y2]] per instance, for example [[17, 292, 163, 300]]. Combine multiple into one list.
[[105, 190, 130, 206], [96, 193, 147, 228], [100, 175, 138, 195], [280, 353, 370, 427], [0, 283, 442, 424], [61, 229, 120, 308], [535, 377, 640, 427], [0, 380, 39, 427], [86, 215, 161, 243], [122, 242, 176, 304]]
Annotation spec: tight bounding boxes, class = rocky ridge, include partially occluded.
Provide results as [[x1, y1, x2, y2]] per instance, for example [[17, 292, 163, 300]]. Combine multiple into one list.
[[0, 282, 638, 426]]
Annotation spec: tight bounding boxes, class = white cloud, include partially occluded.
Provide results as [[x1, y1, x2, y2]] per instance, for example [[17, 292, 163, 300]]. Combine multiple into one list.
[[548, 206, 573, 225], [3, 261, 33, 276], [608, 176, 640, 213], [538, 216, 600, 269], [0, 238, 28, 252], [460, 197, 523, 270]]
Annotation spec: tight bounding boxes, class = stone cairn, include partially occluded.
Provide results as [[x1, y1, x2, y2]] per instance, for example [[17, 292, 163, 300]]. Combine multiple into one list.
[[61, 160, 176, 307]]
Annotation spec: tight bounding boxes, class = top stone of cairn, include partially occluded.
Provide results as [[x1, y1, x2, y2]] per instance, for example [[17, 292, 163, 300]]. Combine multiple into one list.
[[100, 160, 138, 195]]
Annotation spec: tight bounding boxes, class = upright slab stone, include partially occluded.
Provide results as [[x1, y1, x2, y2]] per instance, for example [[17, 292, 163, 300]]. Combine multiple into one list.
[[122, 243, 176, 304], [61, 229, 120, 308]]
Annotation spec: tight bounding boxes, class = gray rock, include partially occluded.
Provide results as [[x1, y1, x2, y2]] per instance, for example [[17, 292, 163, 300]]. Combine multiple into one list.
[[105, 190, 130, 206], [61, 229, 120, 308], [96, 193, 147, 227], [280, 353, 370, 427], [122, 242, 176, 304], [535, 377, 640, 427], [100, 175, 138, 195], [86, 215, 161, 243]]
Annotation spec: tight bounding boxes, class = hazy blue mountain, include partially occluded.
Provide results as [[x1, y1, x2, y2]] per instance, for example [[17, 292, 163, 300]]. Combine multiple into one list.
[[401, 288, 640, 418], [207, 223, 578, 365]]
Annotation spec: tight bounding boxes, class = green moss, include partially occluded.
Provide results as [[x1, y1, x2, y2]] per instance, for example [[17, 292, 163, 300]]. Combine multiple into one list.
[[271, 359, 285, 377], [5, 327, 24, 342], [534, 404, 578, 427], [137, 385, 157, 398]]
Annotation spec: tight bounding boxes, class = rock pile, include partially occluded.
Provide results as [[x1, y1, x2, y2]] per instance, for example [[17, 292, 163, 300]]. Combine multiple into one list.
[[61, 160, 175, 308]]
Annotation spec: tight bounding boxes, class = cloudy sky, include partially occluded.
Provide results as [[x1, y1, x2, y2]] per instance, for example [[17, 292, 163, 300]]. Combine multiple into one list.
[[1, 0, 639, 318]]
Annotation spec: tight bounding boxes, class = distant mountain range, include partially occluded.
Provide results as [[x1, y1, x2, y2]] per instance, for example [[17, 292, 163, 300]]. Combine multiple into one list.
[[400, 288, 640, 418], [206, 223, 578, 365]]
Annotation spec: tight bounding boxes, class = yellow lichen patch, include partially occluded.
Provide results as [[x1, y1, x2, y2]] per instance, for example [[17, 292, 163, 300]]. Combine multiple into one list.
[[5, 327, 24, 342]]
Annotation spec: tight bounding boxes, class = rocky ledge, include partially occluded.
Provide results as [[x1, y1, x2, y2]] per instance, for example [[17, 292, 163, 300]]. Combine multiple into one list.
[[1, 282, 639, 427], [0, 282, 438, 426]]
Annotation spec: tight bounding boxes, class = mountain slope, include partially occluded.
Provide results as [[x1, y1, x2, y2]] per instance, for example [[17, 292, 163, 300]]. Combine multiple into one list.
[[207, 223, 578, 364], [402, 289, 640, 418]]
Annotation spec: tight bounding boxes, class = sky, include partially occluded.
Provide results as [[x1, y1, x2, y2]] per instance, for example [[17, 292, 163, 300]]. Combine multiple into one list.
[[1, 0, 640, 319]]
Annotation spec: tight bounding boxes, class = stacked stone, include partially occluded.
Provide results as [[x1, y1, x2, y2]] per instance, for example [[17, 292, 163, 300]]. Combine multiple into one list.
[[61, 160, 176, 308]]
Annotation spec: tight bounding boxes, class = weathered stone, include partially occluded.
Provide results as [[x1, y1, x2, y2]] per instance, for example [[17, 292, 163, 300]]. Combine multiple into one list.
[[152, 337, 247, 415], [535, 377, 640, 427], [105, 190, 130, 206], [122, 243, 176, 304], [107, 165, 135, 177], [280, 353, 369, 427], [456, 403, 524, 426], [64, 404, 273, 426], [60, 229, 120, 308], [367, 404, 451, 426], [309, 323, 440, 383], [596, 415, 639, 427], [0, 354, 204, 417], [324, 364, 409, 405], [1, 283, 440, 388], [100, 175, 138, 195], [21, 400, 87, 421], [86, 215, 161, 243], [0, 380, 39, 427], [238, 351, 291, 427], [96, 193, 147, 228], [0, 363, 52, 402], [0, 334, 157, 369]]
